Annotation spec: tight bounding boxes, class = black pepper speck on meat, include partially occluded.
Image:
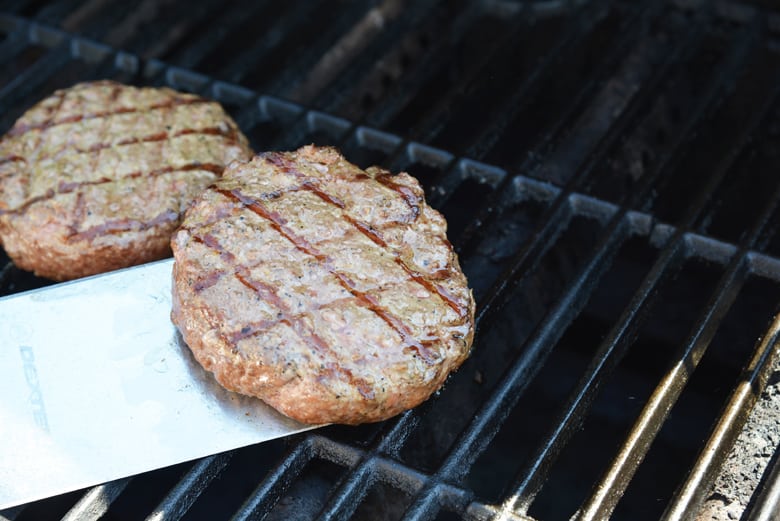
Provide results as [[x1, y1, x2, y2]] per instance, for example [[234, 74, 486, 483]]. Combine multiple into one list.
[[171, 145, 475, 425]]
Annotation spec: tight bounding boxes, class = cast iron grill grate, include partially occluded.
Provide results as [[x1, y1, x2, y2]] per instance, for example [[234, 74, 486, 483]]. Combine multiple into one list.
[[2, 1, 780, 519]]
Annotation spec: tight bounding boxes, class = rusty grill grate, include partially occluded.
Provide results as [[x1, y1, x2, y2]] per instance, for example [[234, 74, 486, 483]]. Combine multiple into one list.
[[2, 1, 780, 519]]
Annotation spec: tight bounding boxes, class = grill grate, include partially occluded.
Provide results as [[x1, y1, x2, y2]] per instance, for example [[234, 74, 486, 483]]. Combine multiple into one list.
[[2, 1, 780, 520]]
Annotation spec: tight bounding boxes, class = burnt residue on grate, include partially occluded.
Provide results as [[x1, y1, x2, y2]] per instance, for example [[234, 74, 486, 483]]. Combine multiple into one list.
[[3, 1, 780, 520]]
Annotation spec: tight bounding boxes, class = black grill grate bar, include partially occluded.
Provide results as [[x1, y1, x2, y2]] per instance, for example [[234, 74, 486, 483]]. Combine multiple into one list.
[[330, 3, 494, 127], [467, 182, 577, 323], [376, 2, 646, 223], [305, 435, 475, 521], [360, 3, 503, 131], [0, 24, 30, 63], [159, 0, 274, 70], [106, 0, 227, 62], [145, 453, 232, 521], [506, 229, 689, 516], [748, 252, 780, 284], [314, 450, 390, 519], [60, 2, 138, 43], [315, 458, 375, 520], [0, 43, 69, 116], [379, 2, 653, 237], [504, 55, 780, 516], [581, 134, 780, 521], [404, 0, 612, 147], [576, 255, 749, 520], [258, 2, 382, 98], [421, 157, 485, 210], [215, 2, 338, 85], [256, 2, 449, 152], [562, 195, 780, 284], [311, 413, 424, 519], [399, 14, 762, 519], [470, 5, 733, 332], [230, 437, 314, 521], [269, 0, 436, 106], [0, 263, 18, 292], [452, 2, 711, 260], [59, 478, 131, 521], [32, 0, 87, 27], [85, 50, 141, 86], [264, 101, 346, 152], [463, 0, 654, 163]]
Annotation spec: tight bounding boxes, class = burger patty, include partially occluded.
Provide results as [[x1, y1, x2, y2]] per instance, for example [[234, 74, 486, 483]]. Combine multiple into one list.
[[0, 80, 253, 281], [171, 145, 475, 425]]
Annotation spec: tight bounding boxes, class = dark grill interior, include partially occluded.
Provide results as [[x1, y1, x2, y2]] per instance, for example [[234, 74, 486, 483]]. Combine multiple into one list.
[[2, 1, 780, 519]]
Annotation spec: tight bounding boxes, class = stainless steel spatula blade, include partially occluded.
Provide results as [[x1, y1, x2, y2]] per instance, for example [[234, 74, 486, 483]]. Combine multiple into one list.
[[0, 258, 317, 509]]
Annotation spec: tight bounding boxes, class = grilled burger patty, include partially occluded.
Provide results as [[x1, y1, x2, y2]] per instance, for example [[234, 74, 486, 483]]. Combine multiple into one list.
[[171, 146, 475, 424], [0, 80, 253, 281]]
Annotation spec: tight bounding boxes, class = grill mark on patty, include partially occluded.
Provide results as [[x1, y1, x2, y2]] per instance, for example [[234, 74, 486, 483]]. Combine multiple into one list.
[[69, 208, 179, 242], [0, 155, 26, 166], [193, 270, 226, 292], [264, 151, 423, 220], [234, 271, 375, 401], [69, 191, 87, 238], [343, 215, 386, 245], [192, 231, 376, 400], [262, 153, 468, 319], [395, 260, 465, 317], [217, 187, 438, 365], [0, 162, 224, 216], [61, 158, 223, 239], [229, 320, 285, 343], [18, 125, 242, 162], [7, 96, 210, 138], [373, 173, 422, 220]]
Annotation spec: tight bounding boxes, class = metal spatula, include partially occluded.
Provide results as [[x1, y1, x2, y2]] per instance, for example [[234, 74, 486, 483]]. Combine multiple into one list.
[[0, 258, 318, 509]]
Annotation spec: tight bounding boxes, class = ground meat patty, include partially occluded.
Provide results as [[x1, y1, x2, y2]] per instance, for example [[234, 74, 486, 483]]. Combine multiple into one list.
[[171, 145, 475, 425], [0, 80, 253, 281]]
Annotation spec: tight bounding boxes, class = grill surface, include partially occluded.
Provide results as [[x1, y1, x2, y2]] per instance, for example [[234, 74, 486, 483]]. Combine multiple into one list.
[[2, 1, 780, 520]]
